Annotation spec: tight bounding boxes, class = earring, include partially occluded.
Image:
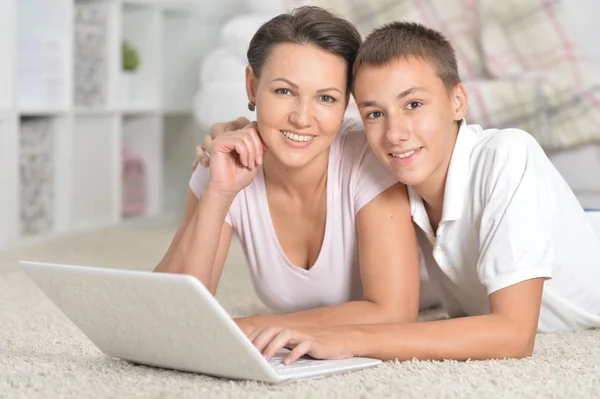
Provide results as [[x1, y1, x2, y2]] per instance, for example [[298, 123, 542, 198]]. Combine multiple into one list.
[[247, 101, 256, 111]]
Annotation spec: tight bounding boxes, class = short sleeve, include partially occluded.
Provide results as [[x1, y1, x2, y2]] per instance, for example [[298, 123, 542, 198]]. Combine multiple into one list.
[[189, 166, 233, 226], [476, 132, 556, 294], [349, 127, 399, 212]]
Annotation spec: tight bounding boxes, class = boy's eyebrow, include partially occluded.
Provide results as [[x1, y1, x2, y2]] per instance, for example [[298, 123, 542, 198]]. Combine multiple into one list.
[[357, 87, 427, 108], [271, 78, 342, 95], [357, 100, 380, 109], [397, 87, 426, 99]]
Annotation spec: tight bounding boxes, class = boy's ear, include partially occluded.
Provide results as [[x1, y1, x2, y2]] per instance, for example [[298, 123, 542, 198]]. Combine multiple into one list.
[[245, 65, 257, 103], [452, 83, 469, 121]]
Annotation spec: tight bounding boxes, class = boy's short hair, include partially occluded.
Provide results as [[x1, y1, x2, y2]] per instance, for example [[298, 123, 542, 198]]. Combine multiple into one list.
[[353, 22, 461, 91]]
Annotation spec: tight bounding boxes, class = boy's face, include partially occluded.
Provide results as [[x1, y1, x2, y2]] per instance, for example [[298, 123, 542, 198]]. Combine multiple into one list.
[[353, 57, 467, 190]]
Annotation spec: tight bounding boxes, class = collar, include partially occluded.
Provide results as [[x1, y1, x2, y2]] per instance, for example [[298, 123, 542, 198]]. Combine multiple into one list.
[[409, 120, 478, 232]]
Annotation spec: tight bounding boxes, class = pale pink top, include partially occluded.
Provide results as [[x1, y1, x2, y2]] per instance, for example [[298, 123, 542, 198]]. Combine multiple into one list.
[[189, 119, 399, 314]]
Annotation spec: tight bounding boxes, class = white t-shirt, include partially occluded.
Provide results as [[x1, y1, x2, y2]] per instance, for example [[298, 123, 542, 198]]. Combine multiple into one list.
[[189, 119, 399, 314], [410, 120, 600, 332]]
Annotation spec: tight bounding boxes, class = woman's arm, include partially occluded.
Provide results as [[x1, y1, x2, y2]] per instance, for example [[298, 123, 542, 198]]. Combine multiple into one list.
[[237, 182, 420, 330], [154, 188, 233, 294]]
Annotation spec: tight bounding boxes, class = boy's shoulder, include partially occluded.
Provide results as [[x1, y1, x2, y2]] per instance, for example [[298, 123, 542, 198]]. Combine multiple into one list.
[[466, 123, 547, 172], [470, 123, 541, 155]]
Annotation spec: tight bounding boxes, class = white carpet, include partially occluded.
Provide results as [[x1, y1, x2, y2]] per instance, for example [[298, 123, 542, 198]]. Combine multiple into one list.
[[1, 219, 599, 398]]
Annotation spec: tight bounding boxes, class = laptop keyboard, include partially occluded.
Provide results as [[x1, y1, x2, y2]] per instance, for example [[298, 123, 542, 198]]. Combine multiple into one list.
[[268, 354, 324, 373]]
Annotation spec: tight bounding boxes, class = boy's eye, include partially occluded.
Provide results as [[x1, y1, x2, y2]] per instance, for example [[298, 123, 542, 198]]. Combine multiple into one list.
[[366, 111, 383, 119], [407, 101, 422, 110], [318, 95, 336, 103], [275, 88, 293, 96]]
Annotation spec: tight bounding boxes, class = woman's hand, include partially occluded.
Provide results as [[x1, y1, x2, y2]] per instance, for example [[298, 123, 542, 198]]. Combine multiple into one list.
[[206, 122, 266, 199], [247, 325, 355, 365], [192, 116, 251, 171]]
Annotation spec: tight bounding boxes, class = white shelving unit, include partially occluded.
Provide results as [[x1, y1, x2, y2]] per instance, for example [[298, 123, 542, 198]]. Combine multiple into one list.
[[0, 0, 241, 250]]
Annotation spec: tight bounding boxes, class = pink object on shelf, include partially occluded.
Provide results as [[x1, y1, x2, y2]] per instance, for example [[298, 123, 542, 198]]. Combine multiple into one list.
[[122, 146, 147, 216]]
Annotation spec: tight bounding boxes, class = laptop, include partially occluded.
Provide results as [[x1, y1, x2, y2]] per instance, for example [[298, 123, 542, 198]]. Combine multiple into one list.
[[18, 261, 382, 383]]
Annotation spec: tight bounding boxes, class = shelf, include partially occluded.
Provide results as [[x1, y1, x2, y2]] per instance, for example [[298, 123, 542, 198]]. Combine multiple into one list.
[[163, 114, 199, 217], [122, 115, 163, 218], [0, 113, 18, 248], [18, 116, 69, 236], [17, 0, 72, 111], [68, 115, 121, 230], [0, 1, 15, 109], [73, 0, 111, 109], [1, 0, 225, 249], [74, 107, 119, 116], [122, 0, 196, 10], [121, 107, 159, 116], [120, 4, 161, 110], [19, 108, 70, 117], [162, 10, 200, 113]]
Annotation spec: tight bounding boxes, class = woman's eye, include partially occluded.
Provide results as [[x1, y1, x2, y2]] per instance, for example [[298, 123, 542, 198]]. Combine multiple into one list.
[[366, 111, 383, 119], [407, 101, 422, 110], [275, 88, 293, 96], [318, 95, 336, 103]]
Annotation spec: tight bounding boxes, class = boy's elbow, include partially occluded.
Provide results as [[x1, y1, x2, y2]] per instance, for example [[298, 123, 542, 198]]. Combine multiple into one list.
[[503, 331, 536, 359]]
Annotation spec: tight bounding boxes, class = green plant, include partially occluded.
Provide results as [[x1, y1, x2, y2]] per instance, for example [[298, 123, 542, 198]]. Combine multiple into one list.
[[122, 40, 140, 72]]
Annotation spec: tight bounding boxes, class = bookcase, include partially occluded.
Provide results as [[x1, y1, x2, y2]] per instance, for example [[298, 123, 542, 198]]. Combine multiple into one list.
[[0, 0, 239, 249]]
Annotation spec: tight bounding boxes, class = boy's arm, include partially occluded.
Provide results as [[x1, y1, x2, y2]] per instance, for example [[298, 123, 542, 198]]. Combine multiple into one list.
[[249, 277, 544, 364]]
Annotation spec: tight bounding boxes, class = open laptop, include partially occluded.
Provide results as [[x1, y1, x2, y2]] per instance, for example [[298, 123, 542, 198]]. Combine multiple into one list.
[[18, 260, 382, 383]]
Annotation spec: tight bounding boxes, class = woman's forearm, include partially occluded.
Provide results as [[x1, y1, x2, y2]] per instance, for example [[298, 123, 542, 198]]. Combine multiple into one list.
[[346, 314, 535, 361], [242, 300, 416, 330], [155, 189, 233, 287]]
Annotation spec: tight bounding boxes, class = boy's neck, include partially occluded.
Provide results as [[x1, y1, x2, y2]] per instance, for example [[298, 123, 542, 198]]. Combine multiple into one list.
[[414, 123, 460, 233]]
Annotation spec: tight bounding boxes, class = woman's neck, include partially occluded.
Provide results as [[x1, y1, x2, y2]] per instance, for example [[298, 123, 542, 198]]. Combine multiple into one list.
[[261, 149, 330, 200]]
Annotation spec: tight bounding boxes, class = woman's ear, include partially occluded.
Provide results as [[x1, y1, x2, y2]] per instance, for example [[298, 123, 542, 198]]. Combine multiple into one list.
[[452, 83, 469, 121], [245, 65, 257, 104]]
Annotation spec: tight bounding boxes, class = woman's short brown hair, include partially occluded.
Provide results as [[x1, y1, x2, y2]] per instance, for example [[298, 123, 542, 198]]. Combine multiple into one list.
[[247, 6, 362, 94]]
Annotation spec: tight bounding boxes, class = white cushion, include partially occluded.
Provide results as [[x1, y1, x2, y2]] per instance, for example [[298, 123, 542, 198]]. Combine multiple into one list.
[[199, 47, 247, 84], [220, 13, 274, 59]]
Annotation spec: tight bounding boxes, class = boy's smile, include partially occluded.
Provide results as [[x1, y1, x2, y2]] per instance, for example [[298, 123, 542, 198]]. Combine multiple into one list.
[[353, 56, 468, 203]]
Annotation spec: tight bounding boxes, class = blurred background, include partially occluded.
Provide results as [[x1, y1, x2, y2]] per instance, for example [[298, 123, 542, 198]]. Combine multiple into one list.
[[0, 0, 599, 251]]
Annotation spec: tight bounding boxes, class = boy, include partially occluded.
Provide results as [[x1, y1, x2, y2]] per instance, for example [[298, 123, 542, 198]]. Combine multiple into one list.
[[200, 22, 600, 364]]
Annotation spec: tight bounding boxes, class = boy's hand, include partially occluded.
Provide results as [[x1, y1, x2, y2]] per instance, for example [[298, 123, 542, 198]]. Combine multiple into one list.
[[192, 117, 251, 171]]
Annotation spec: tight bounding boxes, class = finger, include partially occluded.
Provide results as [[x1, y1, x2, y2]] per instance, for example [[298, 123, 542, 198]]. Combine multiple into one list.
[[202, 134, 214, 155], [241, 134, 256, 168], [234, 141, 249, 168], [194, 146, 207, 165], [249, 121, 269, 154], [248, 129, 264, 165], [247, 326, 263, 342], [252, 327, 284, 354], [262, 330, 300, 361], [283, 340, 313, 365]]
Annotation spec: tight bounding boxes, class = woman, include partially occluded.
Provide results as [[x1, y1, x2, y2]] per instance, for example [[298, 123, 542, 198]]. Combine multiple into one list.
[[155, 6, 433, 334]]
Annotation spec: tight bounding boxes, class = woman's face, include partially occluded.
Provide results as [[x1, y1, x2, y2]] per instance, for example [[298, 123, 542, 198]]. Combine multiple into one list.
[[246, 43, 348, 169]]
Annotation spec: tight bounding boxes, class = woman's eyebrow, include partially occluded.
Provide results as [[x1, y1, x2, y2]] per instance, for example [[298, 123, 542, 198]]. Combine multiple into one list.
[[270, 78, 298, 88], [270, 78, 342, 95]]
